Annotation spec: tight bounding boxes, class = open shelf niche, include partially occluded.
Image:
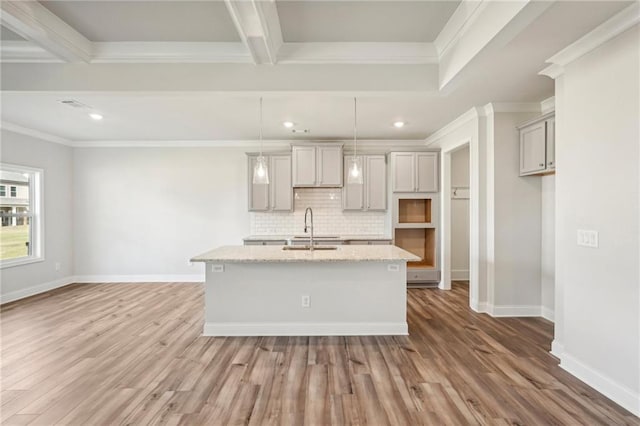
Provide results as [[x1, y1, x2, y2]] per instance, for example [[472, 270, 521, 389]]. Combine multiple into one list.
[[394, 228, 436, 269], [398, 198, 432, 224]]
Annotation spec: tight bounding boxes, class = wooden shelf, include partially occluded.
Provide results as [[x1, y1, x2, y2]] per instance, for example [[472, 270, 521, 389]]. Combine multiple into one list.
[[394, 228, 435, 268], [398, 199, 431, 224]]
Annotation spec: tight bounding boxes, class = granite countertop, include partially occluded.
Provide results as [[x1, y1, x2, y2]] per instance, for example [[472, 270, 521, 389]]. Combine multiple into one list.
[[242, 234, 393, 241], [191, 245, 420, 263]]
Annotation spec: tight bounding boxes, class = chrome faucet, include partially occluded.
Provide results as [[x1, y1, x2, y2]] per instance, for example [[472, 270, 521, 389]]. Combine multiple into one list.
[[304, 207, 314, 250]]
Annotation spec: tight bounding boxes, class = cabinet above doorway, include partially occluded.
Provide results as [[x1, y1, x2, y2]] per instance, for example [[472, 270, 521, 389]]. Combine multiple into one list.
[[518, 112, 555, 176]]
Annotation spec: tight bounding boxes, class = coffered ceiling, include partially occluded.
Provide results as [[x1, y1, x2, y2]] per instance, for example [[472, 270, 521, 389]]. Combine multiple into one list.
[[0, 0, 636, 143]]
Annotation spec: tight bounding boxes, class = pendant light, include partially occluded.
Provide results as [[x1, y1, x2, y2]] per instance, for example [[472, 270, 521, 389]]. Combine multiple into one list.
[[253, 97, 269, 184], [348, 97, 363, 184]]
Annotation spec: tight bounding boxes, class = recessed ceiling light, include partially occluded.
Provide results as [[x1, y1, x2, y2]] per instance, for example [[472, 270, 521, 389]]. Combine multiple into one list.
[[283, 121, 294, 128], [393, 121, 405, 128], [89, 113, 103, 121]]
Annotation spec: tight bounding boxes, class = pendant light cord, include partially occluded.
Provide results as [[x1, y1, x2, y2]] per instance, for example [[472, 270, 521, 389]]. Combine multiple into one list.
[[259, 97, 263, 157], [353, 97, 357, 158]]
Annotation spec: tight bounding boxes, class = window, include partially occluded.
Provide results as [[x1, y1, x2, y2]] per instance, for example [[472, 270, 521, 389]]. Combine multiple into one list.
[[0, 164, 43, 268]]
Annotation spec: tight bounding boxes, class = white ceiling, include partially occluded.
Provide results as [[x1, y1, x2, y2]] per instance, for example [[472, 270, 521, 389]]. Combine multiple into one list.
[[41, 1, 240, 42], [276, 1, 460, 42], [0, 1, 634, 143]]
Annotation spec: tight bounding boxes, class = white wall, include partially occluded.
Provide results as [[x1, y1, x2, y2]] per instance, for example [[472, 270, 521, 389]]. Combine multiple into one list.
[[451, 146, 470, 280], [489, 110, 541, 312], [0, 130, 74, 301], [73, 148, 252, 280], [541, 174, 555, 320], [554, 25, 639, 415]]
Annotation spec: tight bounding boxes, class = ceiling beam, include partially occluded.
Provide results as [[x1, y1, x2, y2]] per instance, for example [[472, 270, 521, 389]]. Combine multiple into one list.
[[224, 0, 284, 64], [0, 0, 92, 63], [278, 42, 438, 65]]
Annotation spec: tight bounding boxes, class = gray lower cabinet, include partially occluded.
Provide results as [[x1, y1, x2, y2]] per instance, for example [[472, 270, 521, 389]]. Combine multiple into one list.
[[518, 113, 555, 176], [343, 155, 387, 211], [390, 152, 439, 193], [247, 154, 292, 211], [347, 240, 392, 245], [244, 240, 288, 246]]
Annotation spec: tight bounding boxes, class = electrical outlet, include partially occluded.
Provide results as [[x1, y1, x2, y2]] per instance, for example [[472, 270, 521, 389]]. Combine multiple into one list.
[[301, 295, 310, 308], [54, 262, 61, 271], [211, 264, 224, 272], [577, 229, 599, 248], [387, 264, 400, 272]]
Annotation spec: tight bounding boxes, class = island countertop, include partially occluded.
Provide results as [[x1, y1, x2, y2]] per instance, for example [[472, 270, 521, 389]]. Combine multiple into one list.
[[191, 245, 420, 263]]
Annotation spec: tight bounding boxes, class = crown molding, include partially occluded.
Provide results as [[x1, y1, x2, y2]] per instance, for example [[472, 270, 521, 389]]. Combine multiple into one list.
[[0, 0, 91, 62], [225, 0, 283, 64], [544, 2, 639, 68], [540, 96, 555, 114], [0, 41, 61, 63], [424, 107, 482, 146], [483, 102, 541, 115], [70, 139, 428, 149], [278, 42, 438, 65], [90, 42, 251, 64], [1, 121, 72, 146], [434, 0, 487, 57]]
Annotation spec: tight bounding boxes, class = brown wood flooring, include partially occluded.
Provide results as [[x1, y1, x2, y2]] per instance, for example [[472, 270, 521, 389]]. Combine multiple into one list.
[[1, 282, 638, 425]]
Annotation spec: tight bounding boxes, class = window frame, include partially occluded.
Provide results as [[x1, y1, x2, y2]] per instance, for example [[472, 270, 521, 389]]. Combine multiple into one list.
[[10, 186, 17, 197], [0, 163, 44, 269], [0, 185, 5, 197]]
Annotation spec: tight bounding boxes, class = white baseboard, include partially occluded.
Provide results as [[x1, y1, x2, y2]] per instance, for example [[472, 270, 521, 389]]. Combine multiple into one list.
[[541, 306, 555, 322], [551, 339, 564, 358], [561, 351, 640, 417], [203, 321, 408, 336], [74, 274, 204, 283], [488, 304, 543, 317], [0, 276, 75, 304], [470, 299, 489, 313], [451, 269, 469, 281]]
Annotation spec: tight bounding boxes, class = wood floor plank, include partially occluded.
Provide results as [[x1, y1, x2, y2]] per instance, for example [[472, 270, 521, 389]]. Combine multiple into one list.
[[0, 281, 637, 425]]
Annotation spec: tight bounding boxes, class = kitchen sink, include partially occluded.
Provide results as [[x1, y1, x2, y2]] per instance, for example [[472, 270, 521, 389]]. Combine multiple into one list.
[[292, 235, 340, 240], [282, 246, 338, 251]]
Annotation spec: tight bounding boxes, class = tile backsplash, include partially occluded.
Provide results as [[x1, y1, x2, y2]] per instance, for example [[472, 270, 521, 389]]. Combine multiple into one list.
[[250, 188, 387, 235]]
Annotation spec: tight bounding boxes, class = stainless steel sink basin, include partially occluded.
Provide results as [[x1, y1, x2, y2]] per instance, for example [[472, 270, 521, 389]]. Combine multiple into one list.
[[292, 235, 340, 240], [282, 246, 338, 251]]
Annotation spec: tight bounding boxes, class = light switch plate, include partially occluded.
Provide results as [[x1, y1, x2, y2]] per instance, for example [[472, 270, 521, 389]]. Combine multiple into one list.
[[577, 229, 599, 248]]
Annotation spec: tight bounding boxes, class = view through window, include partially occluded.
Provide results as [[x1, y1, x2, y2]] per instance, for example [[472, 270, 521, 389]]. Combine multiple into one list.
[[0, 165, 41, 264]]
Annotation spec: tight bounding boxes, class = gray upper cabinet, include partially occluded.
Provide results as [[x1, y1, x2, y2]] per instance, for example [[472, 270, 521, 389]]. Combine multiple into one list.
[[391, 152, 439, 193], [248, 154, 293, 212], [292, 144, 343, 187], [343, 154, 387, 211], [518, 113, 555, 176]]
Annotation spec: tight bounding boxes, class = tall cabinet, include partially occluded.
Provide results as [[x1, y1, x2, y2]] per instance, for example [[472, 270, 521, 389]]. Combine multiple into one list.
[[390, 151, 441, 285], [247, 154, 293, 212]]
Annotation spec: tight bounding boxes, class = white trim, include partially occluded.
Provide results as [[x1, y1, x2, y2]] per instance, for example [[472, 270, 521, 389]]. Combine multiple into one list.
[[487, 304, 542, 317], [203, 321, 408, 336], [224, 0, 282, 64], [470, 299, 488, 313], [484, 102, 541, 114], [91, 42, 251, 64], [69, 139, 428, 149], [539, 63, 565, 79], [541, 306, 555, 322], [451, 269, 469, 281], [434, 0, 487, 57], [0, 0, 92, 62], [540, 96, 555, 114], [550, 340, 564, 358], [424, 107, 480, 146], [0, 275, 74, 304], [0, 40, 61, 63], [74, 275, 204, 283], [561, 352, 640, 417], [278, 42, 438, 65], [546, 2, 640, 68], [1, 121, 73, 146]]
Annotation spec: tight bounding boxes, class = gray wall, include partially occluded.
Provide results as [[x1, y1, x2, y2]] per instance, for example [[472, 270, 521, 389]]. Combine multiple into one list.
[[0, 130, 73, 298], [451, 146, 470, 279]]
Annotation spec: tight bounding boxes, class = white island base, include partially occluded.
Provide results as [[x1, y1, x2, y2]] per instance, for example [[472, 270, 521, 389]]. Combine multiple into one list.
[[191, 245, 419, 336]]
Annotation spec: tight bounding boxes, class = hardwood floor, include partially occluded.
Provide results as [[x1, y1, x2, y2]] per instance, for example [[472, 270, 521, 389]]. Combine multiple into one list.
[[1, 282, 637, 425]]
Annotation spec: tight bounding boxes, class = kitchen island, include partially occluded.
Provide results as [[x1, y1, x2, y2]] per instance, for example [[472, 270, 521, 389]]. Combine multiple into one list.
[[191, 245, 419, 336]]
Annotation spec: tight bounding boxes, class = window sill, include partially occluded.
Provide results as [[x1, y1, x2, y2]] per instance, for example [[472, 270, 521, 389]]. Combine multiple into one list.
[[0, 256, 44, 270]]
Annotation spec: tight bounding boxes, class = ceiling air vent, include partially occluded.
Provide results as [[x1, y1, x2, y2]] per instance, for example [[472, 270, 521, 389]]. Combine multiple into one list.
[[59, 99, 91, 109]]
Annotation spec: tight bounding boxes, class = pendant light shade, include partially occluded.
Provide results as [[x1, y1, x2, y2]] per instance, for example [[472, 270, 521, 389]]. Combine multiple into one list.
[[347, 97, 363, 184], [253, 97, 269, 184]]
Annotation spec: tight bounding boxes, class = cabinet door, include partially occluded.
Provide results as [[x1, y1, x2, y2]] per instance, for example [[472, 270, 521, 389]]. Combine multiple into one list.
[[546, 117, 555, 170], [520, 122, 547, 175], [416, 152, 438, 192], [343, 156, 364, 210], [392, 153, 415, 192], [317, 146, 343, 186], [365, 155, 387, 210], [292, 146, 316, 186], [248, 156, 269, 211], [270, 155, 292, 211]]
